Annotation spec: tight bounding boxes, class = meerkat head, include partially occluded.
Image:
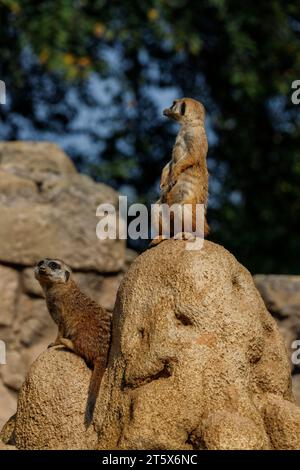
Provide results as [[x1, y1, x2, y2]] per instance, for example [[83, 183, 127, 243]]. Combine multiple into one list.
[[163, 97, 205, 125], [34, 258, 72, 287]]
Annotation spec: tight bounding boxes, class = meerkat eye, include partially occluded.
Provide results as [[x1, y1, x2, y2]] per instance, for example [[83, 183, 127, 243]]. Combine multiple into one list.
[[49, 261, 60, 270], [65, 271, 70, 281], [37, 261, 44, 267], [180, 102, 186, 116]]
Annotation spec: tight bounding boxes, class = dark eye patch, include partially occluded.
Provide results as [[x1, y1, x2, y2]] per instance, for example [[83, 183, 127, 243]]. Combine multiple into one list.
[[37, 260, 44, 267], [65, 271, 70, 281], [48, 261, 61, 270], [180, 102, 186, 115]]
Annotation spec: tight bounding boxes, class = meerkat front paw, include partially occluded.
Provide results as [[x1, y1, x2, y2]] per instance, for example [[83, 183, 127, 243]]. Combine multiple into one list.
[[173, 232, 196, 241], [59, 338, 75, 352]]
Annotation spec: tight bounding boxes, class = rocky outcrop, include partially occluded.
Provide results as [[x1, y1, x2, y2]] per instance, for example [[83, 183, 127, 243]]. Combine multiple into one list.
[[11, 240, 300, 450], [0, 142, 131, 430]]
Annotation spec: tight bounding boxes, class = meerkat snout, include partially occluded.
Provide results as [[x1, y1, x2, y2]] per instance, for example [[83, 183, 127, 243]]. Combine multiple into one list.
[[163, 100, 186, 119], [163, 106, 175, 117]]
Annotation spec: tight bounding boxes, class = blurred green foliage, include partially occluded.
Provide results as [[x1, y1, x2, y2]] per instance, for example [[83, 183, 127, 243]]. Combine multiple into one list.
[[0, 0, 300, 273]]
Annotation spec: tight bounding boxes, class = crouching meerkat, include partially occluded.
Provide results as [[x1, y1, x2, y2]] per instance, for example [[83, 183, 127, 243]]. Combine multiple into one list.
[[35, 258, 111, 426], [151, 97, 209, 246]]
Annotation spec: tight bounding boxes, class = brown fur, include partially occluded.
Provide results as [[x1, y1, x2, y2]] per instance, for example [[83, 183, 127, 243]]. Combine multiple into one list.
[[35, 258, 111, 426], [151, 97, 209, 246]]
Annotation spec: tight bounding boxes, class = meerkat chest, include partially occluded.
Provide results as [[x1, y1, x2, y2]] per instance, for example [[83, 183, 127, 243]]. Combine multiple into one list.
[[173, 128, 197, 163], [173, 133, 186, 163], [45, 293, 65, 326]]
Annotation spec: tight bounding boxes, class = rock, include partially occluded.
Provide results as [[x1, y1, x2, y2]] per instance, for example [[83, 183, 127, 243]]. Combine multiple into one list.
[[0, 142, 125, 272], [0, 141, 76, 182], [14, 347, 98, 450], [0, 266, 19, 327], [95, 240, 300, 450]]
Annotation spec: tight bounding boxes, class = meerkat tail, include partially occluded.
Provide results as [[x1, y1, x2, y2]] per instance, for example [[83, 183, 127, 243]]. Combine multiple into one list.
[[85, 357, 106, 427]]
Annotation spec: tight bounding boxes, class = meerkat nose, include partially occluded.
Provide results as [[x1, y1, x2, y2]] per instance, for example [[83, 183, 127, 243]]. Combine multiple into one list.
[[163, 108, 170, 116]]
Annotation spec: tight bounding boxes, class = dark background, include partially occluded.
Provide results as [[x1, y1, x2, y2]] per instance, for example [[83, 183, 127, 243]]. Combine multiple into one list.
[[0, 0, 300, 273]]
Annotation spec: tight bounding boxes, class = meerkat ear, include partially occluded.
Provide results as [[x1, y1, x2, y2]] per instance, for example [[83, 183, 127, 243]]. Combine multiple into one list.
[[180, 101, 186, 116], [65, 271, 70, 282]]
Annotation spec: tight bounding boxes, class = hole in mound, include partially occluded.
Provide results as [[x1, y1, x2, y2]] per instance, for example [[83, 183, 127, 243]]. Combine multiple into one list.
[[138, 328, 145, 338], [175, 309, 193, 326], [186, 430, 207, 450], [232, 275, 240, 288], [35, 181, 43, 193], [122, 357, 177, 390]]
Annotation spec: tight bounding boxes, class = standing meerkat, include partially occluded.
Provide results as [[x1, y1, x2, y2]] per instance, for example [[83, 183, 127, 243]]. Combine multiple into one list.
[[151, 97, 209, 246], [34, 258, 111, 426]]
